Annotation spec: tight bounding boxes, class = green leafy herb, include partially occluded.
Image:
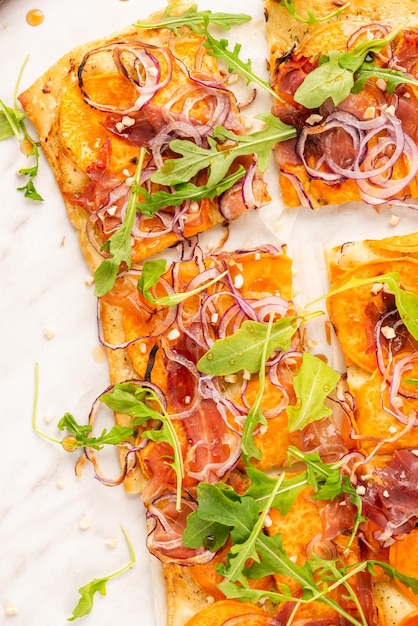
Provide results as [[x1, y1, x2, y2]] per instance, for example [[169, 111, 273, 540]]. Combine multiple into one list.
[[308, 271, 418, 341], [99, 382, 184, 510], [135, 4, 251, 36], [197, 311, 322, 376], [294, 23, 405, 108], [1, 57, 44, 201], [151, 113, 296, 188], [57, 413, 137, 451], [286, 352, 340, 433], [31, 366, 136, 452], [185, 447, 360, 551], [93, 148, 146, 297], [365, 560, 418, 596], [68, 526, 136, 621], [184, 480, 363, 625], [280, 0, 350, 24], [136, 258, 168, 301], [136, 166, 246, 217], [203, 32, 281, 101], [137, 258, 228, 307], [240, 314, 273, 461], [352, 62, 418, 94]]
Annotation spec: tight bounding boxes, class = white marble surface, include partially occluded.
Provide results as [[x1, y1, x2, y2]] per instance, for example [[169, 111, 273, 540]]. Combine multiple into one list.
[[1, 1, 418, 625]]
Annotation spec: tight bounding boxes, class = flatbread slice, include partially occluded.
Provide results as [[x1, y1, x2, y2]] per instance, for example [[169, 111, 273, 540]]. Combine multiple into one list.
[[264, 0, 418, 208], [326, 232, 418, 454], [18, 2, 268, 287]]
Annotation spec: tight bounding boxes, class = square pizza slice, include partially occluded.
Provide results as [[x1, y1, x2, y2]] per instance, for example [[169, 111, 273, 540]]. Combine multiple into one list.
[[264, 0, 418, 209], [326, 232, 418, 454], [18, 2, 270, 297]]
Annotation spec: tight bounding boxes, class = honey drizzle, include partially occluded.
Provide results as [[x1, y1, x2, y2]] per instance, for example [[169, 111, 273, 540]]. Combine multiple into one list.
[[26, 9, 44, 27]]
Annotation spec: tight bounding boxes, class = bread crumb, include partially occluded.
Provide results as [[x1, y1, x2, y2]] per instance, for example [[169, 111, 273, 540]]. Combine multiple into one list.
[[44, 412, 54, 424], [44, 326, 55, 339], [79, 516, 91, 530], [84, 275, 95, 287], [5, 602, 18, 615], [105, 537, 118, 549], [388, 214, 400, 227]]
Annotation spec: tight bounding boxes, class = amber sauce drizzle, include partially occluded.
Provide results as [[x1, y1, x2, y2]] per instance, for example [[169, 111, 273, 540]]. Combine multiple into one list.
[[26, 9, 44, 26]]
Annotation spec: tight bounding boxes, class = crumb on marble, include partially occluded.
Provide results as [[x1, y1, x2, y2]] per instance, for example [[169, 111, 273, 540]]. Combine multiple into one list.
[[44, 412, 54, 424], [388, 214, 400, 227], [43, 326, 55, 339], [78, 515, 91, 530], [5, 602, 18, 616]]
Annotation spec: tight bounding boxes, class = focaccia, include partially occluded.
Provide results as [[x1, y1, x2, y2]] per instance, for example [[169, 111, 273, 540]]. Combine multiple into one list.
[[264, 0, 418, 209]]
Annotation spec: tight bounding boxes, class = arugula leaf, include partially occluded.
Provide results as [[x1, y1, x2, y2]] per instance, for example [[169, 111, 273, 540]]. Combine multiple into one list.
[[286, 352, 340, 433], [32, 371, 136, 452], [203, 33, 281, 101], [366, 561, 418, 595], [68, 526, 135, 621], [294, 23, 405, 108], [309, 271, 418, 341], [280, 0, 350, 24], [245, 464, 307, 515], [186, 481, 362, 624], [136, 166, 246, 217], [136, 259, 167, 301], [0, 98, 43, 201], [181, 511, 230, 551], [352, 62, 418, 94], [150, 113, 296, 188], [57, 413, 136, 451], [93, 148, 146, 297], [137, 259, 228, 307], [99, 382, 184, 511], [135, 4, 251, 36], [240, 314, 273, 461], [197, 311, 322, 375]]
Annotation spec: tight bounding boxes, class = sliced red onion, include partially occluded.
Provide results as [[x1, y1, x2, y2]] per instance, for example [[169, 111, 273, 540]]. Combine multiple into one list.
[[78, 42, 173, 114], [241, 163, 257, 210], [388, 353, 418, 424], [297, 107, 418, 204], [280, 170, 314, 209], [74, 383, 150, 486]]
